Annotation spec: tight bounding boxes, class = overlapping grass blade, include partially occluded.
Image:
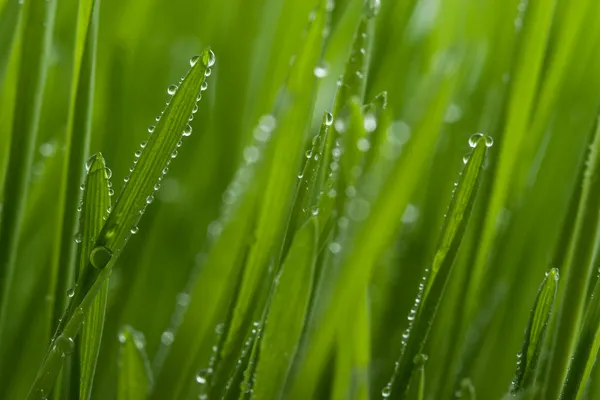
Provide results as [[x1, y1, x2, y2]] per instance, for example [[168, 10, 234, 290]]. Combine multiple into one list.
[[50, 0, 100, 339], [117, 326, 153, 400], [385, 135, 490, 398], [546, 116, 600, 396], [26, 153, 110, 398], [213, 1, 326, 394], [289, 66, 458, 398], [27, 48, 214, 396], [252, 217, 318, 399], [559, 277, 600, 399], [510, 268, 559, 395], [0, 0, 57, 369]]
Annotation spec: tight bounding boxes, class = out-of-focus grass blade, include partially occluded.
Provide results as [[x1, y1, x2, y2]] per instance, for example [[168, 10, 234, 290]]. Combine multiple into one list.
[[385, 135, 490, 398], [510, 268, 559, 395], [547, 117, 600, 396], [28, 48, 214, 396], [77, 144, 111, 400], [457, 378, 476, 399], [50, 0, 100, 339], [118, 326, 153, 400], [0, 0, 22, 82], [559, 278, 600, 399], [215, 2, 325, 392], [252, 217, 318, 399], [361, 91, 388, 172], [26, 153, 110, 398], [0, 0, 57, 361], [332, 294, 370, 400]]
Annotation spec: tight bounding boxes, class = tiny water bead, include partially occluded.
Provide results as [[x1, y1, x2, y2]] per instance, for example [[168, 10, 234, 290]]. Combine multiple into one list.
[[67, 288, 75, 297], [182, 124, 192, 136], [189, 55, 200, 67], [381, 384, 392, 398], [202, 49, 216, 67], [329, 242, 342, 254], [135, 150, 142, 158], [161, 329, 174, 345], [140, 141, 147, 149], [204, 67, 212, 77], [146, 195, 154, 204], [363, 113, 377, 132], [148, 125, 155, 134], [108, 188, 115, 196], [462, 154, 470, 164], [85, 154, 96, 172], [305, 150, 313, 159], [130, 226, 139, 235], [171, 150, 178, 159], [55, 334, 75, 357], [243, 146, 260, 164], [176, 140, 183, 148], [313, 64, 328, 78], [196, 373, 207, 384], [201, 81, 208, 91], [74, 232, 82, 244], [80, 183, 85, 191], [192, 104, 199, 114], [168, 84, 179, 95], [90, 246, 113, 269], [325, 112, 333, 126], [357, 138, 371, 152], [104, 167, 112, 179]]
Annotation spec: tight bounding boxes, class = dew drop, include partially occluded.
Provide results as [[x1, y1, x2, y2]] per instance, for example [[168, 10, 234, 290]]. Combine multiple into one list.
[[357, 138, 371, 152], [183, 124, 192, 136], [364, 113, 377, 132], [130, 226, 139, 235], [202, 49, 216, 67], [468, 133, 484, 148], [108, 188, 115, 196], [167, 85, 178, 95], [244, 146, 260, 164], [154, 183, 161, 191], [162, 167, 169, 175], [204, 67, 212, 77], [298, 171, 304, 179], [325, 112, 333, 126], [485, 135, 494, 147], [135, 150, 142, 158], [161, 330, 174, 345], [74, 233, 82, 244], [305, 150, 313, 159], [462, 154, 470, 164], [124, 176, 130, 183], [329, 242, 341, 254], [192, 104, 199, 114], [201, 81, 208, 91], [148, 125, 155, 134], [259, 114, 277, 133], [140, 141, 147, 149], [171, 150, 178, 159], [90, 246, 113, 269], [55, 335, 75, 357], [146, 195, 154, 204], [313, 65, 328, 78], [80, 183, 85, 191], [85, 155, 95, 172], [334, 119, 346, 133], [190, 55, 200, 67], [67, 288, 75, 297], [176, 140, 183, 148], [382, 384, 391, 398], [196, 373, 207, 384]]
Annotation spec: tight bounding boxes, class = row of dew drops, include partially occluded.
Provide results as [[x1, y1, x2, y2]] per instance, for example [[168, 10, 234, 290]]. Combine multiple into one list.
[[381, 132, 494, 398]]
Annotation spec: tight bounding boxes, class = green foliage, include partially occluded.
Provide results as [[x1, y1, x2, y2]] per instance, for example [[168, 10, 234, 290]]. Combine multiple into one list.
[[1, 0, 600, 399]]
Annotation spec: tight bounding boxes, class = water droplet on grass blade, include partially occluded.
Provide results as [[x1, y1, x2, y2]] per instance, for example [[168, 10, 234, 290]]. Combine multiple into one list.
[[382, 384, 391, 398], [462, 154, 470, 164], [485, 135, 494, 147], [313, 64, 328, 78], [468, 133, 484, 148], [244, 146, 260, 164], [190, 55, 200, 67], [201, 81, 208, 91], [85, 155, 95, 171], [161, 330, 174, 345], [130, 226, 139, 234], [325, 112, 333, 126], [80, 183, 85, 191], [90, 246, 113, 269], [148, 125, 155, 134], [135, 150, 142, 158], [55, 335, 75, 357], [183, 124, 192, 136], [329, 242, 341, 254], [74, 233, 82, 243], [67, 288, 75, 297], [357, 138, 370, 152], [202, 49, 216, 67], [167, 85, 178, 95], [146, 195, 154, 204]]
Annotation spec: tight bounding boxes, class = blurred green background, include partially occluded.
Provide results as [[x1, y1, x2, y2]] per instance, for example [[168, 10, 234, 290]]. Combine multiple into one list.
[[2, 0, 600, 398]]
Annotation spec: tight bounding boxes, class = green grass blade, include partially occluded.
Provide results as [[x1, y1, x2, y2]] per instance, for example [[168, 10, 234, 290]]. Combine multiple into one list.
[[252, 217, 318, 399], [0, 0, 22, 83], [216, 1, 326, 390], [289, 67, 458, 399], [510, 268, 559, 395], [118, 326, 153, 400], [0, 0, 57, 359], [413, 354, 427, 400], [385, 134, 490, 398], [50, 0, 100, 340], [332, 293, 370, 400], [547, 116, 600, 396], [26, 153, 111, 398], [77, 146, 111, 400], [559, 278, 600, 399]]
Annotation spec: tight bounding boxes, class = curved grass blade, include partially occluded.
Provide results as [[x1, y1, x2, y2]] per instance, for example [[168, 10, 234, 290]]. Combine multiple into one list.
[[385, 134, 490, 399], [547, 116, 600, 395], [559, 277, 600, 399], [26, 153, 111, 398], [510, 268, 559, 395], [0, 0, 57, 356], [28, 49, 214, 396], [50, 0, 100, 340], [252, 217, 318, 400], [118, 326, 153, 400], [77, 152, 112, 400]]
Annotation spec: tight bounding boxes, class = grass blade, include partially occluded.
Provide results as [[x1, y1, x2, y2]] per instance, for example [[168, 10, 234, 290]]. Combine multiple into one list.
[[215, 1, 326, 392], [510, 268, 559, 395], [118, 326, 153, 400], [50, 0, 100, 341], [28, 48, 214, 396], [26, 153, 111, 398], [547, 116, 600, 395], [386, 134, 491, 398], [0, 0, 57, 356], [252, 217, 318, 399], [559, 277, 600, 399]]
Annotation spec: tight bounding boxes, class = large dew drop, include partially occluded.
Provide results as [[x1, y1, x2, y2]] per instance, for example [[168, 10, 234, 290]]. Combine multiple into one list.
[[167, 84, 178, 95], [54, 335, 75, 358], [202, 49, 216, 67], [90, 246, 113, 269], [468, 133, 484, 148], [182, 124, 192, 137]]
